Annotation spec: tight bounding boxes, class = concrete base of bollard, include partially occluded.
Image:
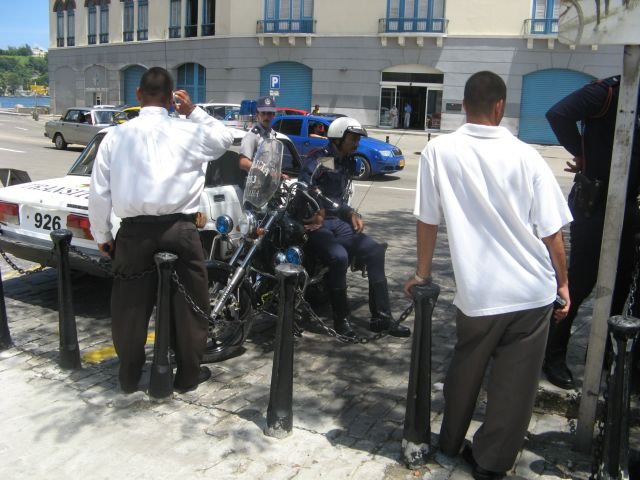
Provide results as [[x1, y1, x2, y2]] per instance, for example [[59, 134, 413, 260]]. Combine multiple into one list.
[[264, 421, 293, 439], [402, 439, 430, 469]]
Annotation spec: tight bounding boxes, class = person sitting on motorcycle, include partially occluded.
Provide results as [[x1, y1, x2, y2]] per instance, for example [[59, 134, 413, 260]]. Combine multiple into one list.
[[297, 117, 411, 338]]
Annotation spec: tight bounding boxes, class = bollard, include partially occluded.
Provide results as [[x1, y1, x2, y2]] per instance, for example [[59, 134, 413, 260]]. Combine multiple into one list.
[[50, 230, 81, 369], [428, 133, 431, 142], [402, 280, 440, 469], [148, 252, 178, 399], [265, 263, 303, 438], [0, 266, 13, 350], [386, 135, 390, 143], [597, 314, 640, 480]]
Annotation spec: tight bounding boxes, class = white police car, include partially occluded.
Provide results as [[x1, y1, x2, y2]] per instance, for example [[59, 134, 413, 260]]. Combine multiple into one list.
[[0, 128, 303, 276]]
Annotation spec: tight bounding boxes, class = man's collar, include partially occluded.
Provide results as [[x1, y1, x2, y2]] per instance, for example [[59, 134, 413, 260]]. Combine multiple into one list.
[[140, 106, 168, 116], [457, 123, 510, 138]]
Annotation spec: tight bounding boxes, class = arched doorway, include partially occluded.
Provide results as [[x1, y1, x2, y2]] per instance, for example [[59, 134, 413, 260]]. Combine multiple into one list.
[[260, 62, 311, 111], [84, 64, 109, 106], [121, 65, 146, 105], [176, 63, 206, 103], [379, 64, 444, 130], [519, 69, 594, 144]]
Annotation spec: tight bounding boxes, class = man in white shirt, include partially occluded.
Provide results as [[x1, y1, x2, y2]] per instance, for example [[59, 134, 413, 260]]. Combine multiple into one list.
[[403, 71, 572, 479], [89, 67, 234, 394]]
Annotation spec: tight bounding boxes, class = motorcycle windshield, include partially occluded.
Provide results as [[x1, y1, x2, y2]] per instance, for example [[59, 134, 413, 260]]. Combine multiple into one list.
[[243, 138, 283, 209]]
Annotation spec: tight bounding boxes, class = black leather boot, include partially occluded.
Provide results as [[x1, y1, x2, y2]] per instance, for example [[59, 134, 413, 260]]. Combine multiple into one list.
[[369, 280, 411, 338], [542, 354, 575, 390], [329, 288, 355, 338]]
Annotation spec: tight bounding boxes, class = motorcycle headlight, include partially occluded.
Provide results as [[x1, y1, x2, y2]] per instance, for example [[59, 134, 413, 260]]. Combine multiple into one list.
[[238, 211, 257, 237], [273, 251, 287, 266], [215, 215, 234, 235], [285, 246, 304, 265]]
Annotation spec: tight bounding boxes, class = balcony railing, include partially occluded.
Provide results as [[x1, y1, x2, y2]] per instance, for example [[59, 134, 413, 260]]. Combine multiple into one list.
[[123, 31, 134, 42], [201, 23, 215, 36], [184, 24, 197, 38], [99, 33, 109, 43], [88, 34, 97, 45], [379, 17, 448, 34], [169, 26, 181, 38], [256, 19, 316, 34], [524, 18, 558, 35], [56, 37, 65, 47], [67, 37, 75, 47], [137, 29, 148, 41]]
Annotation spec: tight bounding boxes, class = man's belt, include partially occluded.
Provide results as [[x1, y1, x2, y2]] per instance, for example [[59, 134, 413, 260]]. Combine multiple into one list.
[[121, 213, 197, 224]]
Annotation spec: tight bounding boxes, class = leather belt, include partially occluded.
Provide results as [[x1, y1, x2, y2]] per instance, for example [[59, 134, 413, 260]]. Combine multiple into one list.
[[121, 213, 196, 224]]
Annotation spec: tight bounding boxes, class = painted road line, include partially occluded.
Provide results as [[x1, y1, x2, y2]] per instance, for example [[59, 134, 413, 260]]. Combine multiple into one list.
[[82, 332, 156, 364], [14, 127, 28, 131], [352, 183, 415, 192], [0, 147, 25, 153], [380, 186, 416, 191]]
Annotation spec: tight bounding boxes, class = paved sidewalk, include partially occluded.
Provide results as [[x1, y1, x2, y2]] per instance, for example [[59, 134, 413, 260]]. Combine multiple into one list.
[[0, 135, 626, 480]]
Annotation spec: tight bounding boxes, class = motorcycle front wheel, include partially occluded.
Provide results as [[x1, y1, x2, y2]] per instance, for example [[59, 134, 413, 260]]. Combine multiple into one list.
[[202, 260, 254, 363]]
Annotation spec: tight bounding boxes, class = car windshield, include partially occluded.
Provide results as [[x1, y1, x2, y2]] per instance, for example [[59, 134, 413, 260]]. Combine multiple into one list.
[[94, 110, 116, 124], [68, 133, 106, 176]]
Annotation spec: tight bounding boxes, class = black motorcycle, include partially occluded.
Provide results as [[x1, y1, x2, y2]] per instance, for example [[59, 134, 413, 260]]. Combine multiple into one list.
[[202, 139, 331, 362]]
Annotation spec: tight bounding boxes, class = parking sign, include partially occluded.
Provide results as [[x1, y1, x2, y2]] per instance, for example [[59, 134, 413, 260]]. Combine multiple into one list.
[[270, 74, 280, 90]]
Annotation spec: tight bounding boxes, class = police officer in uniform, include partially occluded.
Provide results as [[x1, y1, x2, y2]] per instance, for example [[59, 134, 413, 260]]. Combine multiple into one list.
[[543, 76, 640, 389], [239, 96, 278, 172], [298, 117, 411, 338]]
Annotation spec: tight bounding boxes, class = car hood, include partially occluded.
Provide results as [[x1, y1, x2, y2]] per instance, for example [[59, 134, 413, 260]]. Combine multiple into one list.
[[360, 136, 399, 152], [0, 175, 90, 210]]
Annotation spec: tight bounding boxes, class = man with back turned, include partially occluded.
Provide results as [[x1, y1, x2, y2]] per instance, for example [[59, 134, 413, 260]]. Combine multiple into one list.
[[89, 67, 234, 394], [404, 71, 572, 479]]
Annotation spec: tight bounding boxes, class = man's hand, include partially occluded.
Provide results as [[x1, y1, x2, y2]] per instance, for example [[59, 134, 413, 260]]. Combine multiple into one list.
[[564, 156, 583, 173], [304, 212, 324, 232], [98, 240, 114, 258], [174, 89, 195, 117], [352, 212, 364, 233], [403, 273, 429, 297], [553, 285, 571, 321]]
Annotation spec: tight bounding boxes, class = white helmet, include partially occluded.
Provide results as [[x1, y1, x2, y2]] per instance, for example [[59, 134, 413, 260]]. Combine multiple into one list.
[[326, 117, 368, 140]]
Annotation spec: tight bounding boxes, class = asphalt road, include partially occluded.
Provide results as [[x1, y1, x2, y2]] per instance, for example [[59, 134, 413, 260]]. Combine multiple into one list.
[[0, 113, 82, 181]]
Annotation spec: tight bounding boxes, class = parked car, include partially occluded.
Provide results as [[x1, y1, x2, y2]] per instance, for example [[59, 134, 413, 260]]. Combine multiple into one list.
[[271, 115, 404, 180], [0, 129, 302, 276], [276, 107, 308, 116], [44, 107, 120, 150], [196, 103, 245, 129]]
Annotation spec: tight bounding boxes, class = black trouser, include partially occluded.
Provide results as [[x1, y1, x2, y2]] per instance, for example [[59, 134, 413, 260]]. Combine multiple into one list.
[[306, 217, 386, 290], [546, 205, 636, 359], [111, 217, 209, 390]]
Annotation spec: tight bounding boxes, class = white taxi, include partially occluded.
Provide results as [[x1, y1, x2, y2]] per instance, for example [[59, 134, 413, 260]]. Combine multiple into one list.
[[0, 128, 303, 276]]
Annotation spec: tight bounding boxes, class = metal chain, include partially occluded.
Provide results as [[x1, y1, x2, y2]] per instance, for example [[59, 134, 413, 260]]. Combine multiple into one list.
[[622, 241, 640, 319], [299, 296, 414, 344], [0, 248, 50, 276], [170, 270, 246, 328], [67, 244, 156, 280]]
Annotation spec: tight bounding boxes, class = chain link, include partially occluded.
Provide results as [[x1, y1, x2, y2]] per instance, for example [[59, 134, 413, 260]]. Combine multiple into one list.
[[67, 244, 156, 280], [299, 296, 414, 344], [623, 241, 640, 319], [0, 248, 50, 276]]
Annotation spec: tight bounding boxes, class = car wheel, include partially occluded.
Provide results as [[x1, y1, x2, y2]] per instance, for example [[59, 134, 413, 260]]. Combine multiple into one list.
[[54, 133, 68, 150], [353, 155, 371, 181]]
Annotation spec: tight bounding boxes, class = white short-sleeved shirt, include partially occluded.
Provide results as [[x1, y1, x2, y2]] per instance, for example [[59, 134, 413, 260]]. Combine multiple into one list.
[[414, 123, 572, 317]]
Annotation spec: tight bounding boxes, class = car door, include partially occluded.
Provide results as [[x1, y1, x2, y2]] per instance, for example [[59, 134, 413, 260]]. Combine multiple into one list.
[[62, 109, 82, 143], [75, 111, 97, 145], [303, 119, 330, 158], [272, 117, 313, 159]]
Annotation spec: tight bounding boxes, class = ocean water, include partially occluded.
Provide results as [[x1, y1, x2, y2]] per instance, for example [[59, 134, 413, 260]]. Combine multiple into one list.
[[0, 96, 51, 108]]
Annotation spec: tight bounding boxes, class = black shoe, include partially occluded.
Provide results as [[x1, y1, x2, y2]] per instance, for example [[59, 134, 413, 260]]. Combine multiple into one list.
[[370, 316, 411, 337], [461, 445, 506, 480], [543, 357, 575, 390], [334, 316, 356, 338], [175, 366, 211, 394]]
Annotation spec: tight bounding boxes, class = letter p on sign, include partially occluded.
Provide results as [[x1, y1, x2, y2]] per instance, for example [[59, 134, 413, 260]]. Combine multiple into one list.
[[270, 74, 280, 90]]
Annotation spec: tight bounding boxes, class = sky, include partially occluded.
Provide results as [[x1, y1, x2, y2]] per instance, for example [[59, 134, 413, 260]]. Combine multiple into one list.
[[0, 0, 50, 50]]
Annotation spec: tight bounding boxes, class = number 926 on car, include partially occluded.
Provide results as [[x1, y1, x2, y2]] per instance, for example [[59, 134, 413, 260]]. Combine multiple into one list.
[[24, 207, 63, 232]]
